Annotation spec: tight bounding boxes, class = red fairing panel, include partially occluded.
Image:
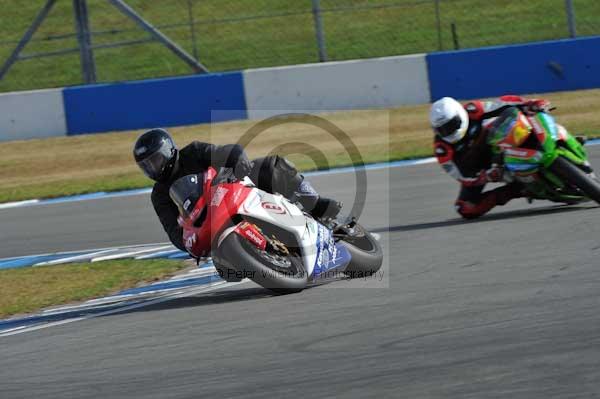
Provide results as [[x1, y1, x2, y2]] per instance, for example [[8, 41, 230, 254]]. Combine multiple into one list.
[[180, 168, 253, 257]]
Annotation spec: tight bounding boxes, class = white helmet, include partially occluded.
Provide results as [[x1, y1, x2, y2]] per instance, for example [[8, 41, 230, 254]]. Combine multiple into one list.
[[429, 97, 469, 144]]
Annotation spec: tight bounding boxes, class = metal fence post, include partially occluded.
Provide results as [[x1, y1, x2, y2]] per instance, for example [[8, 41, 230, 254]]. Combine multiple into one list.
[[187, 0, 199, 60], [451, 22, 460, 50], [0, 0, 56, 81], [434, 0, 442, 51], [565, 0, 577, 38], [73, 0, 97, 84], [107, 0, 209, 73], [311, 0, 328, 62]]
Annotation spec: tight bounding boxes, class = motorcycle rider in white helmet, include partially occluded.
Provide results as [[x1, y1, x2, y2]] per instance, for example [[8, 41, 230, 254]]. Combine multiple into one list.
[[430, 95, 553, 219]]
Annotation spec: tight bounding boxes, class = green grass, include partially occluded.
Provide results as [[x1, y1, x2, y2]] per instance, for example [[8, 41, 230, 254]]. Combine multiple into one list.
[[0, 259, 189, 318], [0, 0, 599, 92]]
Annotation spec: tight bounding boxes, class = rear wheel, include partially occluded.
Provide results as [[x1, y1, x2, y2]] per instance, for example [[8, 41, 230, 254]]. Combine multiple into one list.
[[336, 222, 383, 278], [549, 156, 600, 205], [215, 233, 307, 294]]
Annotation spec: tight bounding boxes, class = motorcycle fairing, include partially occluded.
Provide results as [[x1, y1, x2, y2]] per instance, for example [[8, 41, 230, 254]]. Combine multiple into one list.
[[487, 109, 592, 202], [231, 188, 350, 277], [311, 223, 351, 279]]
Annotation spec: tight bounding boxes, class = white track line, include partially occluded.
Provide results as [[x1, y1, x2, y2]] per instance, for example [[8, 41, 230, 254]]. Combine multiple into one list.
[[0, 279, 246, 338], [34, 249, 116, 266], [0, 199, 39, 210], [90, 245, 174, 262]]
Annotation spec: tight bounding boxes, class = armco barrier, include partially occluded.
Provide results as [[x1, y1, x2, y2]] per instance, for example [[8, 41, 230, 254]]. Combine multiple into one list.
[[427, 36, 600, 101], [63, 71, 247, 134], [243, 54, 430, 120], [0, 88, 66, 141]]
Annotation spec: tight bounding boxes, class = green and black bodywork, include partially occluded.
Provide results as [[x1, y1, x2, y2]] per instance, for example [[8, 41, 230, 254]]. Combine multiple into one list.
[[487, 107, 600, 204]]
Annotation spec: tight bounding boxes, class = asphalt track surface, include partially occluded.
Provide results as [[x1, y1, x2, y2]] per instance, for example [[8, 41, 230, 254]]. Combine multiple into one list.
[[2, 150, 600, 398]]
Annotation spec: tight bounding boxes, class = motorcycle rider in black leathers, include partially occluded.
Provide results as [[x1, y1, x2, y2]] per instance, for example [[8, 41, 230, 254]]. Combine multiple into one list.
[[133, 128, 342, 251], [430, 95, 556, 219]]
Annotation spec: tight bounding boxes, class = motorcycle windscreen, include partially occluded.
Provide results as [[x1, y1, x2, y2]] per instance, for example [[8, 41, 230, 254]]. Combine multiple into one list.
[[169, 174, 205, 217]]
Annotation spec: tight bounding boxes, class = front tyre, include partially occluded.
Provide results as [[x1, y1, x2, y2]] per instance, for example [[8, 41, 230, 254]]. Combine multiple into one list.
[[215, 233, 308, 294], [550, 156, 600, 205], [339, 223, 383, 278]]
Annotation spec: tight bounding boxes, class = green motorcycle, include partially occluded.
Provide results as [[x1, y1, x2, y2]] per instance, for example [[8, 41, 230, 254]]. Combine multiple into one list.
[[487, 107, 600, 204]]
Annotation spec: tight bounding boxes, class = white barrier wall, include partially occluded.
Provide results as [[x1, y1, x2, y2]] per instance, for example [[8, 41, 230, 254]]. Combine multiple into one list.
[[0, 54, 431, 142], [243, 54, 430, 120], [0, 88, 67, 142]]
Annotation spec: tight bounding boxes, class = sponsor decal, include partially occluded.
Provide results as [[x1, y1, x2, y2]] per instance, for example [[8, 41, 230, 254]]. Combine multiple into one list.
[[313, 224, 346, 276], [529, 116, 544, 135], [185, 233, 197, 251], [505, 148, 540, 161], [512, 119, 531, 146], [261, 202, 286, 214], [210, 186, 229, 207], [235, 222, 266, 250], [189, 205, 202, 221], [506, 149, 529, 157]]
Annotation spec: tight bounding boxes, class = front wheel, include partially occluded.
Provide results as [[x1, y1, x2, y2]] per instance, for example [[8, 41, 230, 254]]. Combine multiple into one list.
[[337, 223, 383, 278], [214, 233, 308, 294], [549, 156, 600, 205]]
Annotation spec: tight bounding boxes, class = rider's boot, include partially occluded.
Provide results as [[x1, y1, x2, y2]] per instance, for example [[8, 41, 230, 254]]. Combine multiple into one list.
[[456, 183, 523, 219], [296, 180, 343, 221]]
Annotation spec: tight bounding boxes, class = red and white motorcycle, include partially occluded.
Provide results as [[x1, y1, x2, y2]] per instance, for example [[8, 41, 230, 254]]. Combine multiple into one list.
[[169, 167, 383, 293]]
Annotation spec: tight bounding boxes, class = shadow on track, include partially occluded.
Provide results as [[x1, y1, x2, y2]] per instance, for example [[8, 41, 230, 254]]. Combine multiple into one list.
[[105, 287, 273, 317], [105, 279, 339, 318], [372, 204, 598, 233]]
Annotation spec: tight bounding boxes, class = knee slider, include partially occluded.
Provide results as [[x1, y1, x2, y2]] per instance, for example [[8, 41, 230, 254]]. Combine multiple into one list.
[[455, 200, 482, 220]]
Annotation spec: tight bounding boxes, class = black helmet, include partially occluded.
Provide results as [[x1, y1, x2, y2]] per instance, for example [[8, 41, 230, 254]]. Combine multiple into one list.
[[133, 128, 178, 182]]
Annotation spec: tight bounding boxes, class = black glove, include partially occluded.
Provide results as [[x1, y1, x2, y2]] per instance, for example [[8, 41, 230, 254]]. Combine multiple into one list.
[[521, 99, 553, 115], [485, 164, 504, 182], [234, 156, 253, 180]]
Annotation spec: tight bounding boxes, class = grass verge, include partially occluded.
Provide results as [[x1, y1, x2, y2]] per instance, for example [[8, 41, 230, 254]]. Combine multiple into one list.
[[1, 88, 600, 203], [0, 259, 189, 319]]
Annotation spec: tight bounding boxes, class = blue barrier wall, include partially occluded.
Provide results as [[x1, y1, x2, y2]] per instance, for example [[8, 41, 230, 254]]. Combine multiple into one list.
[[427, 36, 600, 101], [63, 71, 247, 134]]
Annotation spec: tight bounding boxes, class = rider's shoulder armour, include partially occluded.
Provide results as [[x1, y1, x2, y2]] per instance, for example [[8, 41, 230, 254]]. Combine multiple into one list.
[[464, 101, 485, 121]]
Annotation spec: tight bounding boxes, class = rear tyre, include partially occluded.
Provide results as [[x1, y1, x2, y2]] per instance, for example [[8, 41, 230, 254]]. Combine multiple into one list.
[[215, 233, 307, 294], [339, 223, 383, 278], [550, 156, 600, 205]]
